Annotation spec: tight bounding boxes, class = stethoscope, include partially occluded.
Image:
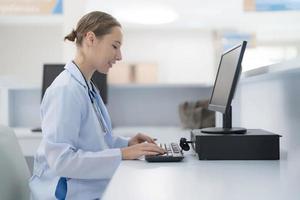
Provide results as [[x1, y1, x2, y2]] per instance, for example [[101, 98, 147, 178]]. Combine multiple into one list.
[[72, 61, 108, 133], [72, 61, 96, 104]]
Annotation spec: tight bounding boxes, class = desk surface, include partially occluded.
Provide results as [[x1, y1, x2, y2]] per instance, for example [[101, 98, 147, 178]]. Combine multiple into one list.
[[12, 126, 300, 200], [103, 127, 300, 200]]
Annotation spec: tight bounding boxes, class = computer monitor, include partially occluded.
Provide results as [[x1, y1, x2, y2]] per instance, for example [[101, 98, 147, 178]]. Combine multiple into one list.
[[42, 64, 108, 104], [91, 71, 107, 104], [201, 41, 247, 134], [41, 64, 65, 101]]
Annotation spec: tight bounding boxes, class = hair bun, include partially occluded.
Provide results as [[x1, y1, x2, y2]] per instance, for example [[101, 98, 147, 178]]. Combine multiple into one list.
[[64, 29, 77, 42], [72, 29, 77, 37]]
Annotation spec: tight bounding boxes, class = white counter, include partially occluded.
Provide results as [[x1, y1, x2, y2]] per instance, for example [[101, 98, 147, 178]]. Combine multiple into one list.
[[14, 128, 42, 157], [12, 126, 300, 200], [102, 128, 299, 200]]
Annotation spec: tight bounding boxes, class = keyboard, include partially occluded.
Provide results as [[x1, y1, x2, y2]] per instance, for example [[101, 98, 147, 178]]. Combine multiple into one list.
[[145, 143, 184, 162]]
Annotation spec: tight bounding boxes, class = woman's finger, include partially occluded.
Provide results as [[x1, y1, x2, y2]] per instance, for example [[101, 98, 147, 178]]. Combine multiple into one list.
[[138, 133, 156, 144], [143, 151, 161, 156], [140, 143, 165, 154]]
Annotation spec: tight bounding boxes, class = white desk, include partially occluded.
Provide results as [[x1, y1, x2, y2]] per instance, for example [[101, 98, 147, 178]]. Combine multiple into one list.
[[102, 128, 300, 200], [12, 127, 300, 200], [14, 128, 42, 156]]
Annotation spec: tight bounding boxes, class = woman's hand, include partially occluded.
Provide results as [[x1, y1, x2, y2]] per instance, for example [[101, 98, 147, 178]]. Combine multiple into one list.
[[121, 142, 166, 160], [128, 133, 156, 146]]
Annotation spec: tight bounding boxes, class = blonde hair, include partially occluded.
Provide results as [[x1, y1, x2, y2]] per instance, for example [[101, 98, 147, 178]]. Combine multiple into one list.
[[64, 11, 121, 46]]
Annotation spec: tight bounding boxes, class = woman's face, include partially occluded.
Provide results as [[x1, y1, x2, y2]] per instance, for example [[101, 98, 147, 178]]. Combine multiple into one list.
[[89, 26, 123, 74]]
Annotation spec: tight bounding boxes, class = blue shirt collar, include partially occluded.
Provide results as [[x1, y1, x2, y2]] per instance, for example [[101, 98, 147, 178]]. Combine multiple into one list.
[[64, 61, 87, 88]]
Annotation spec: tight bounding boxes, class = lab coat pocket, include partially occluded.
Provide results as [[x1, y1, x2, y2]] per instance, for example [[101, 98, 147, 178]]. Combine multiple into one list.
[[28, 166, 45, 200], [28, 171, 42, 185], [29, 162, 45, 182], [29, 171, 59, 200]]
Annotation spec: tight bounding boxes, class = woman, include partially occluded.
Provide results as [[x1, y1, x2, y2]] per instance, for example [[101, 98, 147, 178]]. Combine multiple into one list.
[[29, 11, 165, 200]]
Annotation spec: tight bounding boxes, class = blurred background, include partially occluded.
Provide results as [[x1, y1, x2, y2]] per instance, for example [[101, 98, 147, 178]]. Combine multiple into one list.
[[0, 0, 299, 86]]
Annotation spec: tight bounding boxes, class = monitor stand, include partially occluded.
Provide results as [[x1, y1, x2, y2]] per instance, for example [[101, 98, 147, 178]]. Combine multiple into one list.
[[201, 106, 247, 134]]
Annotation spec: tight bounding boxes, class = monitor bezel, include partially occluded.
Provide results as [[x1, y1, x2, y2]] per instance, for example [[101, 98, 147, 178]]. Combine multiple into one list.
[[208, 41, 247, 114]]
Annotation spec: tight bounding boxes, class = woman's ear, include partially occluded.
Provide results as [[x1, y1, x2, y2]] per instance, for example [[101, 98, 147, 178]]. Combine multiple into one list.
[[85, 31, 96, 46]]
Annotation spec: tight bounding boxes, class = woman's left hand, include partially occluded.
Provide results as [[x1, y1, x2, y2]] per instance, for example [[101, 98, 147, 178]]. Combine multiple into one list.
[[128, 133, 156, 146]]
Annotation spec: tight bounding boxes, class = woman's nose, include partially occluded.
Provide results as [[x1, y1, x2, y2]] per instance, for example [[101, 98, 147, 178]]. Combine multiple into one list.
[[116, 49, 122, 61]]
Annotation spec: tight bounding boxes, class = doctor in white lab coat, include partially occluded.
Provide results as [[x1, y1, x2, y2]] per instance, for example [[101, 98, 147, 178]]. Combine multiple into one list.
[[29, 11, 165, 200]]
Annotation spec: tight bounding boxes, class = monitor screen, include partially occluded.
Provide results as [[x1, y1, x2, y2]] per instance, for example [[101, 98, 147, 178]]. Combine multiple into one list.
[[91, 71, 107, 104], [42, 64, 108, 104], [208, 41, 247, 114], [41, 64, 65, 101]]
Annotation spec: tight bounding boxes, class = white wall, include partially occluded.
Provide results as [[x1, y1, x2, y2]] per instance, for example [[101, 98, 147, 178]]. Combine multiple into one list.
[[0, 24, 216, 86], [0, 24, 63, 86], [121, 29, 216, 84], [63, 0, 85, 63], [62, 0, 216, 84]]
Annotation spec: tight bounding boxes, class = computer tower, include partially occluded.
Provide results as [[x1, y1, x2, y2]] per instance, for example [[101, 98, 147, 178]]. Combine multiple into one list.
[[191, 129, 281, 160]]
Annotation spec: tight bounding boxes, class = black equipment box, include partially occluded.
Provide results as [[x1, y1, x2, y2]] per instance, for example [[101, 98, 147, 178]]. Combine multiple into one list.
[[191, 129, 281, 160]]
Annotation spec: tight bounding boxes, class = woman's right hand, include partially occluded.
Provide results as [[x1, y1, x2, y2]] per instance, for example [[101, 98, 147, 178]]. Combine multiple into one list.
[[121, 143, 166, 160]]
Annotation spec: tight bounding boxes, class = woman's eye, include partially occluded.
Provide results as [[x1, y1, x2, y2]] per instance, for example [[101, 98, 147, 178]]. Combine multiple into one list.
[[112, 45, 117, 49]]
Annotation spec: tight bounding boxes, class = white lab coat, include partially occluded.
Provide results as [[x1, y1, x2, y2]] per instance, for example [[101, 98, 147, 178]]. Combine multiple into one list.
[[29, 61, 129, 200]]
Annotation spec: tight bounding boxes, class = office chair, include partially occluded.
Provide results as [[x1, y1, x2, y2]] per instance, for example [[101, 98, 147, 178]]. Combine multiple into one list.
[[0, 126, 31, 200]]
